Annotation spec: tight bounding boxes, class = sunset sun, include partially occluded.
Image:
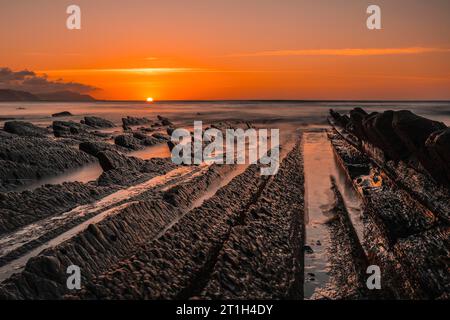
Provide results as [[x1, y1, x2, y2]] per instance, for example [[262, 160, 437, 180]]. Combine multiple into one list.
[[146, 97, 154, 102]]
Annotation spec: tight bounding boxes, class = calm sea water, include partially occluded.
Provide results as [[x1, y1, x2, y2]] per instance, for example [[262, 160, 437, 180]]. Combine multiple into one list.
[[1, 101, 449, 127]]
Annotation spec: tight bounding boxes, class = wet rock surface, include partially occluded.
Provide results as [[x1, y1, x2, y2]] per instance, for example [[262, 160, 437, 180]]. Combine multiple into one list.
[[200, 141, 304, 299], [312, 178, 372, 300], [4, 121, 49, 137], [52, 111, 73, 117], [0, 182, 114, 236], [79, 141, 128, 157], [328, 128, 450, 299], [0, 107, 447, 301], [157, 115, 173, 126], [0, 163, 233, 299], [114, 134, 145, 150], [52, 121, 91, 138], [75, 166, 269, 299], [426, 128, 450, 184], [329, 108, 449, 185], [64, 139, 303, 300], [394, 226, 450, 299], [82, 116, 115, 129], [122, 116, 152, 127], [132, 132, 160, 146], [0, 134, 95, 191]]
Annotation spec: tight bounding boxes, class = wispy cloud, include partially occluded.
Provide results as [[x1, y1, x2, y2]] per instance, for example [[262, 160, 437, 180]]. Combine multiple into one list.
[[228, 47, 450, 58], [39, 68, 203, 75]]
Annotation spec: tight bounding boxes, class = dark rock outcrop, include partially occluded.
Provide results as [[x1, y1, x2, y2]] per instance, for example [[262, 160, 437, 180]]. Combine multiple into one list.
[[4, 121, 48, 137], [114, 134, 144, 150], [201, 141, 305, 299], [347, 108, 368, 140], [329, 129, 449, 299], [132, 132, 160, 146], [157, 115, 173, 126], [151, 132, 170, 141], [0, 164, 226, 299], [425, 128, 450, 184], [331, 108, 449, 185], [52, 121, 89, 137], [0, 182, 112, 236], [82, 116, 115, 129], [0, 136, 94, 191], [392, 111, 446, 156], [122, 116, 152, 126], [166, 127, 176, 136], [362, 111, 410, 160], [330, 109, 349, 127], [79, 141, 128, 157], [51, 111, 73, 117], [96, 150, 144, 171], [392, 110, 447, 179]]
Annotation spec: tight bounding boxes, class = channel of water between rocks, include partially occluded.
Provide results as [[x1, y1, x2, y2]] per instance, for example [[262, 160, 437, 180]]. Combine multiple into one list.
[[303, 131, 364, 299]]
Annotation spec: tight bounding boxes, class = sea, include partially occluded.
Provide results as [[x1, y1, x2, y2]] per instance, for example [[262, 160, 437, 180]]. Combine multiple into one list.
[[1, 100, 449, 127]]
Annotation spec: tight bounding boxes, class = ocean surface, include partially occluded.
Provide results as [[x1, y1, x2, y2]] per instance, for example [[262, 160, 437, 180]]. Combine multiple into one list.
[[1, 101, 450, 127]]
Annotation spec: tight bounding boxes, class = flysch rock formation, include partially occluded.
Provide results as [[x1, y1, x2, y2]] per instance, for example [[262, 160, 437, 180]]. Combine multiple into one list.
[[68, 138, 303, 300], [0, 162, 237, 299], [0, 132, 95, 192], [327, 126, 449, 299], [329, 108, 449, 185]]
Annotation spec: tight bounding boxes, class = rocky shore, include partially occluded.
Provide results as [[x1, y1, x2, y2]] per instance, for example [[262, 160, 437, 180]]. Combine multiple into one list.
[[73, 138, 304, 300], [0, 107, 448, 300], [328, 108, 449, 299]]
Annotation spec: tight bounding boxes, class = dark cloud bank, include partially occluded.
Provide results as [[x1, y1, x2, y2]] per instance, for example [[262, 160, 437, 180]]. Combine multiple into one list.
[[0, 67, 97, 94]]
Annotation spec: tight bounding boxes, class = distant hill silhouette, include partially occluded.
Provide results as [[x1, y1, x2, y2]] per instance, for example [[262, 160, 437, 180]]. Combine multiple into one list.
[[0, 89, 39, 101], [0, 89, 95, 102]]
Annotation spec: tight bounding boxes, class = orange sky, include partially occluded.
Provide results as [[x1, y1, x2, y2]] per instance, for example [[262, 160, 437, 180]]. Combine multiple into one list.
[[1, 0, 450, 100]]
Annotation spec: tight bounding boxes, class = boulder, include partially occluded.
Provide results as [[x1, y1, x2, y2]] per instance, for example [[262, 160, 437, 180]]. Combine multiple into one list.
[[4, 121, 48, 137], [392, 111, 446, 155], [425, 128, 450, 184], [83, 116, 115, 128], [114, 134, 143, 150], [157, 115, 173, 126], [52, 111, 73, 117], [96, 150, 143, 171], [392, 111, 446, 175], [152, 132, 170, 141], [0, 135, 94, 191], [347, 108, 369, 140], [52, 121, 88, 137], [329, 109, 349, 127], [166, 127, 175, 136], [122, 116, 152, 126], [132, 132, 160, 146], [362, 111, 410, 160], [122, 124, 132, 132], [79, 141, 127, 157]]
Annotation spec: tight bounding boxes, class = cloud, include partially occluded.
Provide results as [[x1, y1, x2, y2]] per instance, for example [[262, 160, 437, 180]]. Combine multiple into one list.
[[0, 67, 97, 93], [228, 47, 450, 58], [40, 67, 203, 75]]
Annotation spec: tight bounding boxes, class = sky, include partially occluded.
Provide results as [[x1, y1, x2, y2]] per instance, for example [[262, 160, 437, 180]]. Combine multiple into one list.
[[1, 0, 450, 100]]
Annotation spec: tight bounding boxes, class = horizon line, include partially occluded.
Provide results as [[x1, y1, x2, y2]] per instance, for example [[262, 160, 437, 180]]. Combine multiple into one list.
[[97, 99, 450, 103]]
